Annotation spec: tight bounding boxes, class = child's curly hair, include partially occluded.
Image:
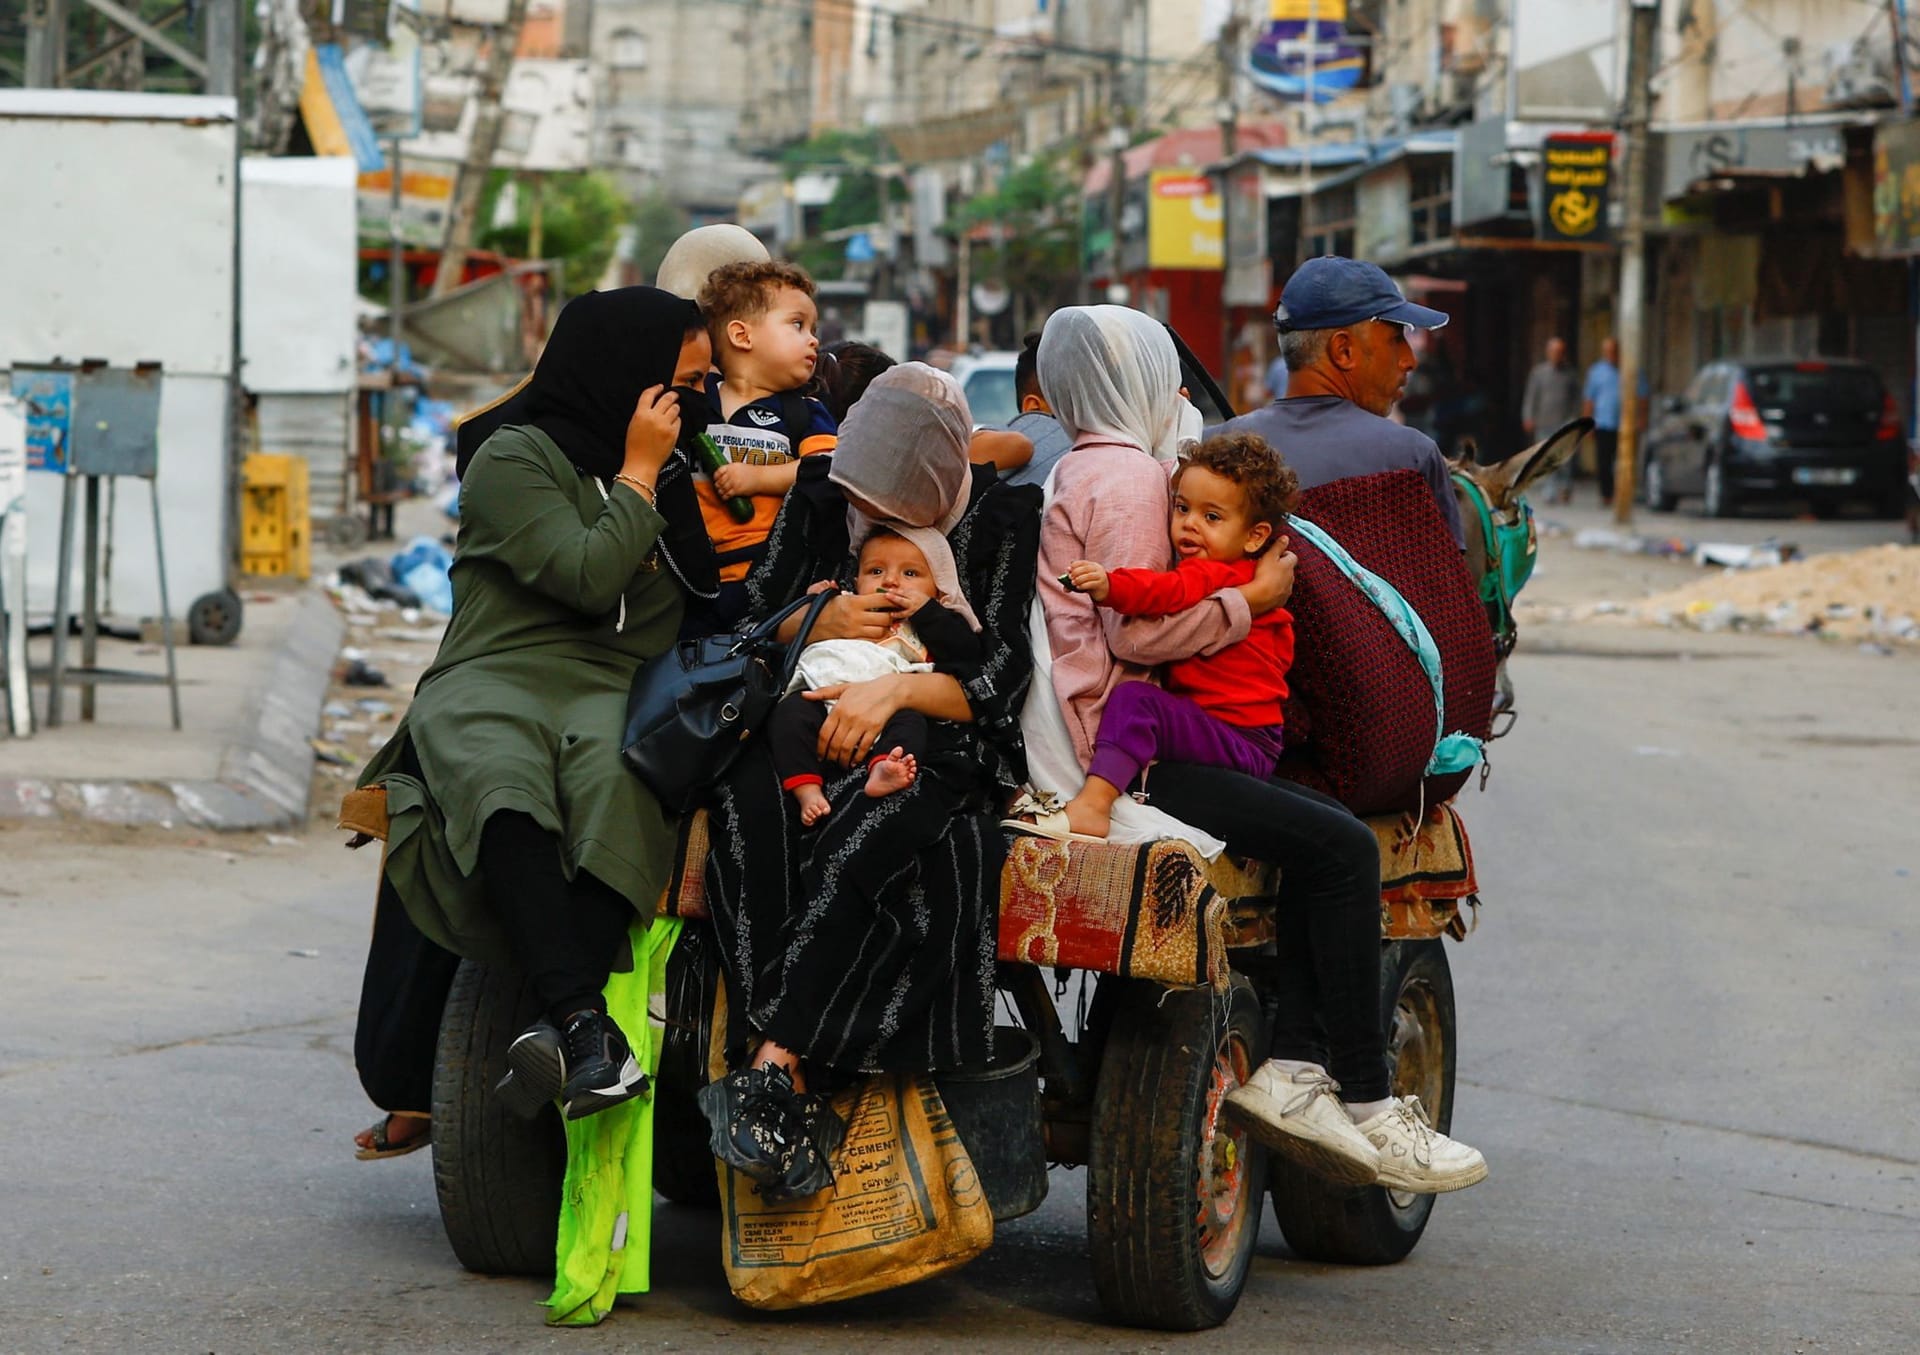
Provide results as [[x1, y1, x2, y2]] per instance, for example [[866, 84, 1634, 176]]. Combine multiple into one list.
[[1178, 432, 1300, 533], [698, 260, 817, 345]]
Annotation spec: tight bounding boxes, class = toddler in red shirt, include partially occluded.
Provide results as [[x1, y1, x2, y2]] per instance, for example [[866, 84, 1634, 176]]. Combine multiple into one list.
[[1062, 433, 1299, 839]]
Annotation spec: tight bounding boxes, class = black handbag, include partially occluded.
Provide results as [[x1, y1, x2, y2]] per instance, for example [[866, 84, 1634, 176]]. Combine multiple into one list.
[[621, 590, 836, 811]]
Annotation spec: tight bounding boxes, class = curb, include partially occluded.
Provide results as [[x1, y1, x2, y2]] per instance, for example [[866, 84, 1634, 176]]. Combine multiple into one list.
[[0, 590, 346, 832]]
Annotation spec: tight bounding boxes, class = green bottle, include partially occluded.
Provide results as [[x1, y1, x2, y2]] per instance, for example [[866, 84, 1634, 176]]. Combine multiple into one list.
[[694, 432, 755, 523]]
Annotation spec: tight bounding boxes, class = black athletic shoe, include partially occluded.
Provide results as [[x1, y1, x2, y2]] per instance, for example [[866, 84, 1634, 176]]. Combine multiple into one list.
[[762, 1090, 846, 1201], [696, 1065, 812, 1187], [559, 1009, 650, 1121], [495, 1021, 565, 1120]]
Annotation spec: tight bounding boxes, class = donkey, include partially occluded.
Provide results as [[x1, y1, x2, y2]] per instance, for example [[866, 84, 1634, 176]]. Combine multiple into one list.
[[1448, 418, 1591, 727]]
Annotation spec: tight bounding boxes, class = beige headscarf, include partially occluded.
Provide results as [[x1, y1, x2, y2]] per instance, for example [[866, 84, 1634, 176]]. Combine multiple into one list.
[[654, 223, 770, 300], [829, 363, 980, 631]]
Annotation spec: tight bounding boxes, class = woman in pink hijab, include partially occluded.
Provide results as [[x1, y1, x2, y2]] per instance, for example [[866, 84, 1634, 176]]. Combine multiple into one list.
[[695, 364, 1043, 1199]]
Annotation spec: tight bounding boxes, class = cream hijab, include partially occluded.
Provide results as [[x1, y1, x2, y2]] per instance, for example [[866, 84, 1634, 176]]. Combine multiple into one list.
[[1037, 305, 1203, 463], [828, 363, 980, 631]]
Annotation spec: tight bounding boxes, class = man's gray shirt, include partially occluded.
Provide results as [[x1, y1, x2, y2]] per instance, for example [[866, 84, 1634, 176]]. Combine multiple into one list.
[[1000, 410, 1076, 490], [1212, 396, 1465, 547], [1521, 360, 1583, 435]]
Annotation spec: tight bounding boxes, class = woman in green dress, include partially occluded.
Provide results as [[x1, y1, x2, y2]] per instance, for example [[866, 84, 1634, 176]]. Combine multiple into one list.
[[357, 286, 713, 1122]]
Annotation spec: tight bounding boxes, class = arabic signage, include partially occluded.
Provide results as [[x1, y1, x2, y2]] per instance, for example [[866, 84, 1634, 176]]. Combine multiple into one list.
[[1539, 133, 1612, 243], [1658, 124, 1846, 203], [1873, 118, 1920, 257], [1147, 171, 1223, 270], [1247, 0, 1363, 104]]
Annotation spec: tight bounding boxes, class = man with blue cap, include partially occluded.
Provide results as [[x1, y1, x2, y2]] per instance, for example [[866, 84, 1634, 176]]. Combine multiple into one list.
[[1214, 256, 1464, 547]]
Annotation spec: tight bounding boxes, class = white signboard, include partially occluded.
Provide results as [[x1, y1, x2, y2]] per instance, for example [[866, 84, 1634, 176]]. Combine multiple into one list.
[[242, 157, 360, 394], [0, 91, 237, 377]]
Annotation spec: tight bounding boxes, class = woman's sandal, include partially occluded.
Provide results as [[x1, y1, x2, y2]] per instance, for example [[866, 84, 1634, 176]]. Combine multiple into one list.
[[999, 789, 1106, 846], [354, 1112, 432, 1161]]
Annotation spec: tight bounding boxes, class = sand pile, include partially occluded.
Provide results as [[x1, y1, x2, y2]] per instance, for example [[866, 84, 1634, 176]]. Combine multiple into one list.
[[1585, 544, 1920, 644]]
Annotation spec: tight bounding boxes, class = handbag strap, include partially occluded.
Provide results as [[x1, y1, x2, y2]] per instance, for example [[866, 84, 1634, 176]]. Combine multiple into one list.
[[736, 587, 837, 669], [777, 588, 839, 679]]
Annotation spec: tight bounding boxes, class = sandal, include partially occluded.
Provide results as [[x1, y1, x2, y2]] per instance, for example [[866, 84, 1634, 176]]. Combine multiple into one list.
[[354, 1112, 432, 1161], [1000, 789, 1106, 845]]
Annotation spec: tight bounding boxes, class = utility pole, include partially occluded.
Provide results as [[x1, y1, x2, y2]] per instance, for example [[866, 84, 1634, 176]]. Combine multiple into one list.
[[24, 0, 68, 87], [1299, 0, 1319, 262], [1216, 5, 1243, 162], [1216, 2, 1244, 365], [434, 0, 530, 298], [1612, 0, 1659, 525], [203, 0, 241, 97]]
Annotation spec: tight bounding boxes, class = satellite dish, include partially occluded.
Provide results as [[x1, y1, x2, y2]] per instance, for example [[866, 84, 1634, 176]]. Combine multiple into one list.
[[971, 281, 1011, 316]]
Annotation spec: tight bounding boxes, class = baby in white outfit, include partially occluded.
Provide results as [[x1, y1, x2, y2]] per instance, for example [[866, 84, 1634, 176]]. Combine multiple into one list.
[[770, 527, 981, 825]]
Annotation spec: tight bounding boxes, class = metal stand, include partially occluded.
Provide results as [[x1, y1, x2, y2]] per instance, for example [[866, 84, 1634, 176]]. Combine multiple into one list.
[[44, 472, 182, 730]]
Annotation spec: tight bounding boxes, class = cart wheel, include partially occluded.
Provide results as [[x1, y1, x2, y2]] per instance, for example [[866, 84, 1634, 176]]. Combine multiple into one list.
[[1268, 940, 1457, 1265], [431, 959, 567, 1276], [186, 589, 243, 646], [325, 513, 370, 549], [653, 924, 722, 1209], [1087, 975, 1268, 1331]]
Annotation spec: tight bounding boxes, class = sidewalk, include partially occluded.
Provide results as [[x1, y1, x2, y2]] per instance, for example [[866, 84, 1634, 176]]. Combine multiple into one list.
[[0, 491, 464, 830], [0, 579, 344, 829]]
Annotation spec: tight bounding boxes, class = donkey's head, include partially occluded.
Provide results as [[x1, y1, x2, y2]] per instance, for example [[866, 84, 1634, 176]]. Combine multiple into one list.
[[1450, 417, 1591, 584]]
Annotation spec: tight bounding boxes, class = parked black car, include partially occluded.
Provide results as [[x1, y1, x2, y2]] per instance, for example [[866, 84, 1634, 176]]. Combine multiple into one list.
[[1642, 359, 1908, 518]]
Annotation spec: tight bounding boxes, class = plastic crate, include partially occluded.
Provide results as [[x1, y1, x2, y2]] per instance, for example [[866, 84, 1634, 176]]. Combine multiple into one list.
[[241, 453, 312, 580]]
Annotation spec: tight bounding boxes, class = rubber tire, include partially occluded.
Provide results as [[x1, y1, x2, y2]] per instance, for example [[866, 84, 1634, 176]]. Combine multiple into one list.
[[1702, 459, 1737, 519], [1643, 456, 1677, 512], [186, 588, 243, 646], [1268, 940, 1458, 1266], [430, 958, 567, 1277], [1087, 975, 1269, 1331], [652, 924, 723, 1209]]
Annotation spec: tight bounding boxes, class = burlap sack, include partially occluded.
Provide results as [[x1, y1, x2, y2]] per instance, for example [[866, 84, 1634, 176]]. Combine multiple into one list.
[[717, 1070, 994, 1310]]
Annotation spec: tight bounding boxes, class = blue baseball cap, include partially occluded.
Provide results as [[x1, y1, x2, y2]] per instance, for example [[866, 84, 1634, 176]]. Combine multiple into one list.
[[1274, 256, 1449, 333]]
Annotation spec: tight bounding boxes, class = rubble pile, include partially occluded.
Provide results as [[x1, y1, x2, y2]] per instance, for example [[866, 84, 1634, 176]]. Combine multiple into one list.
[[1583, 544, 1920, 646]]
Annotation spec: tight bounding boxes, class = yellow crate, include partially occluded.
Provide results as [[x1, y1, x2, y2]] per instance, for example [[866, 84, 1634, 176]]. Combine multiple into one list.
[[241, 453, 313, 580], [244, 452, 300, 490]]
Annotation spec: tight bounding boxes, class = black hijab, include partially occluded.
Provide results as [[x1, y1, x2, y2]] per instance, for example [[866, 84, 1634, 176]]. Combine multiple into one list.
[[454, 286, 702, 480]]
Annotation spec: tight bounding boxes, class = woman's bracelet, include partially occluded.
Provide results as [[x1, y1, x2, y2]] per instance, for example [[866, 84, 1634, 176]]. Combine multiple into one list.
[[613, 473, 656, 504]]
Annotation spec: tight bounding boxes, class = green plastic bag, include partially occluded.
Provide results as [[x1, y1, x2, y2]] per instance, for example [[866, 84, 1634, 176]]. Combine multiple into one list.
[[545, 917, 682, 1326]]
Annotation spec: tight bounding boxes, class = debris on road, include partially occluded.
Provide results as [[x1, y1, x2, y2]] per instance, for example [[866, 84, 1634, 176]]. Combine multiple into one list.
[[1544, 544, 1920, 645]]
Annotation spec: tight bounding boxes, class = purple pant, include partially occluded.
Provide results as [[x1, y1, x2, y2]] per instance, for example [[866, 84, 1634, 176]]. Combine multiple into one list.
[[1088, 681, 1283, 792]]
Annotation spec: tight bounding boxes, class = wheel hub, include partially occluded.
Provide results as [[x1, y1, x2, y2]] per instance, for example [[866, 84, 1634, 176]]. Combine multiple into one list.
[[1386, 979, 1447, 1214], [1194, 1034, 1254, 1279]]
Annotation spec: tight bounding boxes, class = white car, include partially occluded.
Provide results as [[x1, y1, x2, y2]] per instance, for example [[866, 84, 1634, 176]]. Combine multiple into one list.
[[948, 351, 1022, 428]]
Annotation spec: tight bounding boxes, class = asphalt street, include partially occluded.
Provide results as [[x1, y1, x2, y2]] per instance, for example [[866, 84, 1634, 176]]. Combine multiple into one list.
[[1, 513, 1915, 1353]]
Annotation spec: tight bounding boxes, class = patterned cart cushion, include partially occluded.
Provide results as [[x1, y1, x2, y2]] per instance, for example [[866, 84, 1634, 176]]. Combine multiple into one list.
[[340, 789, 1479, 987]]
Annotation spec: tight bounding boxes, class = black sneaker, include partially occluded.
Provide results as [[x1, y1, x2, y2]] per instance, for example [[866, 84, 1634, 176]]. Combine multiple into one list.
[[761, 1090, 846, 1201], [495, 1021, 565, 1120], [696, 1065, 812, 1186], [559, 1009, 650, 1121]]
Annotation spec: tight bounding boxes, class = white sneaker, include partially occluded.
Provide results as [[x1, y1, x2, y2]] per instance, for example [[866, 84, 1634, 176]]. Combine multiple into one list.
[[1356, 1096, 1488, 1194], [1225, 1063, 1381, 1187]]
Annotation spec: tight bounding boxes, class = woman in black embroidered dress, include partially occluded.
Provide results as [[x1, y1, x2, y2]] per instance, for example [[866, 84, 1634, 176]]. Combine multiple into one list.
[[697, 364, 1041, 1196]]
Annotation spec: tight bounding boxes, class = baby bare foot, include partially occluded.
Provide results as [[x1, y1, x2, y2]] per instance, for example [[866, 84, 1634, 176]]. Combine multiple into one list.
[[794, 784, 831, 826], [865, 748, 917, 798], [1063, 793, 1112, 839]]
